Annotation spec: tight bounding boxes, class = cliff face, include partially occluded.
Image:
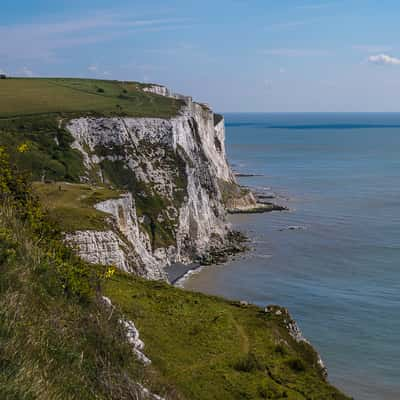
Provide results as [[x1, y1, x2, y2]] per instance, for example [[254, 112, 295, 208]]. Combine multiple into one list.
[[65, 193, 166, 280], [65, 94, 241, 278]]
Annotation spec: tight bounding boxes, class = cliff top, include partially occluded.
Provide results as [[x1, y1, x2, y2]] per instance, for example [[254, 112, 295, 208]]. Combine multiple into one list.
[[0, 79, 350, 399], [0, 77, 183, 119], [33, 182, 123, 232]]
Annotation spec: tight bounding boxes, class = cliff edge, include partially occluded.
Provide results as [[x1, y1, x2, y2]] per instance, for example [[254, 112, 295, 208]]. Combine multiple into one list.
[[62, 85, 251, 279], [0, 77, 350, 400]]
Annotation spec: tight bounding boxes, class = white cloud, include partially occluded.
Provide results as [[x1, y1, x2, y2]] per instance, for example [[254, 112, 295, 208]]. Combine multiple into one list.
[[259, 48, 329, 57], [353, 45, 392, 53], [266, 20, 310, 31], [146, 43, 195, 56], [279, 67, 286, 74], [297, 2, 337, 9], [88, 64, 111, 77], [368, 54, 400, 66], [0, 13, 190, 62]]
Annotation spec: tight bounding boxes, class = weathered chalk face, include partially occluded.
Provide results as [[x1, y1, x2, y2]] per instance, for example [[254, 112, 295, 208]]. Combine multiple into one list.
[[65, 100, 241, 279]]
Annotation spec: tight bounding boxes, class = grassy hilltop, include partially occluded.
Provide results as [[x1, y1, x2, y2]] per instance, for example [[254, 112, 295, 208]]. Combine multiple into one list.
[[0, 77, 182, 118], [0, 77, 182, 183], [0, 78, 351, 399]]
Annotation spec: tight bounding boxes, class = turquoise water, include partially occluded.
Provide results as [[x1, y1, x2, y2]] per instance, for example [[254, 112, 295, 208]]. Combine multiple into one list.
[[185, 113, 400, 400]]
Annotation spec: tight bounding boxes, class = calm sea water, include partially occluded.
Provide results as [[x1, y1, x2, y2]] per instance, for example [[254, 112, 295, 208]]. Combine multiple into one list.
[[184, 113, 400, 400]]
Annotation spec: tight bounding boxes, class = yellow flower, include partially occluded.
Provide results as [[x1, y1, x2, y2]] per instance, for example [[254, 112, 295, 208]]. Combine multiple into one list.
[[104, 266, 116, 279], [17, 143, 29, 153]]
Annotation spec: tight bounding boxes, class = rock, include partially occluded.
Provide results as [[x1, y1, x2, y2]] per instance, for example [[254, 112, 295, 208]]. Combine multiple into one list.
[[265, 305, 329, 379], [102, 296, 152, 366], [240, 300, 249, 307], [66, 97, 242, 279], [120, 319, 152, 366]]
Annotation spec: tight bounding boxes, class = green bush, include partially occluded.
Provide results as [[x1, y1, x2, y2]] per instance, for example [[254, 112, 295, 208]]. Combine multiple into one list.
[[233, 353, 263, 373], [287, 358, 307, 373]]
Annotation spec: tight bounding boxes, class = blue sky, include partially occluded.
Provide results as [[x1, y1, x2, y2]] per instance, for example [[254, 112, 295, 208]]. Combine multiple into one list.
[[2, 0, 400, 111]]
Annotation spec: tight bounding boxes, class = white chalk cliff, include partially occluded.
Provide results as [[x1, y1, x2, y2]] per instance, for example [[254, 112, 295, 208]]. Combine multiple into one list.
[[65, 87, 246, 279]]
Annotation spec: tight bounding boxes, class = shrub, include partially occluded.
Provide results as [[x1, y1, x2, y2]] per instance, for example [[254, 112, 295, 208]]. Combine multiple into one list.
[[275, 344, 287, 356], [287, 358, 306, 373], [0, 145, 99, 300], [233, 353, 262, 373]]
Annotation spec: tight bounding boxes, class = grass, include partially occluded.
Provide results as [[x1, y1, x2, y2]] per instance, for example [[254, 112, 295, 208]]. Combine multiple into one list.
[[0, 206, 159, 400], [219, 179, 252, 207], [0, 199, 350, 399], [0, 76, 352, 399], [104, 272, 351, 400], [0, 78, 183, 119], [0, 149, 351, 400], [0, 115, 85, 182], [33, 182, 122, 232]]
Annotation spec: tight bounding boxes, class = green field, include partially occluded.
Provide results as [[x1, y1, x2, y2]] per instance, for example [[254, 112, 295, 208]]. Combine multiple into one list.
[[33, 182, 122, 232], [105, 272, 350, 400], [0, 77, 183, 184], [0, 77, 182, 118]]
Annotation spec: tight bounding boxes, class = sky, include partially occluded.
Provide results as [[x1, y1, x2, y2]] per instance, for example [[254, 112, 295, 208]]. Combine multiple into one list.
[[2, 0, 400, 112]]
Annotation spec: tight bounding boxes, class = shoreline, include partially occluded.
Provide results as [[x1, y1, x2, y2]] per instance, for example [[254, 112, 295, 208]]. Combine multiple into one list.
[[169, 180, 286, 287]]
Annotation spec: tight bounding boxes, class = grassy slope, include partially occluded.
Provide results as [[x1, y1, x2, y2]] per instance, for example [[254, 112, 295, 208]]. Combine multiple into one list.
[[0, 77, 351, 399], [105, 272, 350, 400], [0, 78, 182, 118], [33, 182, 122, 232], [0, 192, 350, 399], [0, 78, 181, 182], [0, 206, 150, 400]]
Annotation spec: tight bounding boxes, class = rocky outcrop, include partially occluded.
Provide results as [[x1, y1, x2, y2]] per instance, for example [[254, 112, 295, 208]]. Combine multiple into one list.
[[142, 84, 171, 97], [65, 90, 245, 279], [265, 305, 328, 379], [102, 296, 164, 400], [65, 193, 167, 279]]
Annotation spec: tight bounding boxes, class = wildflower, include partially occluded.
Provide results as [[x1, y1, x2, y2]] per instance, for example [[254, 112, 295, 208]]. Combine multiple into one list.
[[104, 266, 116, 279], [17, 143, 29, 153]]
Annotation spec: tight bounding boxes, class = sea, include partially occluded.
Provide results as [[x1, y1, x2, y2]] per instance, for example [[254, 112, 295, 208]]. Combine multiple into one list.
[[183, 113, 400, 400]]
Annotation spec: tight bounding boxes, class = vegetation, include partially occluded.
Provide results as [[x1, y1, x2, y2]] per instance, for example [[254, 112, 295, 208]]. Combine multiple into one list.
[[0, 78, 183, 119], [33, 182, 122, 232], [97, 146, 187, 250], [219, 179, 252, 207], [0, 78, 351, 399], [104, 272, 351, 400], [0, 147, 161, 399], [0, 115, 85, 182]]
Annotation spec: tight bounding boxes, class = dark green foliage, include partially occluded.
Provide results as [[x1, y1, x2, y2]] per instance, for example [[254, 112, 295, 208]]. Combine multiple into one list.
[[287, 358, 307, 373], [233, 353, 263, 373], [0, 116, 85, 182], [0, 147, 168, 400], [275, 344, 287, 356]]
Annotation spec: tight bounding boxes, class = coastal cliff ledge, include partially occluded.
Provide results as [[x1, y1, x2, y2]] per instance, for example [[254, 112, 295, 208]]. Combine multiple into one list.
[[0, 77, 350, 400]]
